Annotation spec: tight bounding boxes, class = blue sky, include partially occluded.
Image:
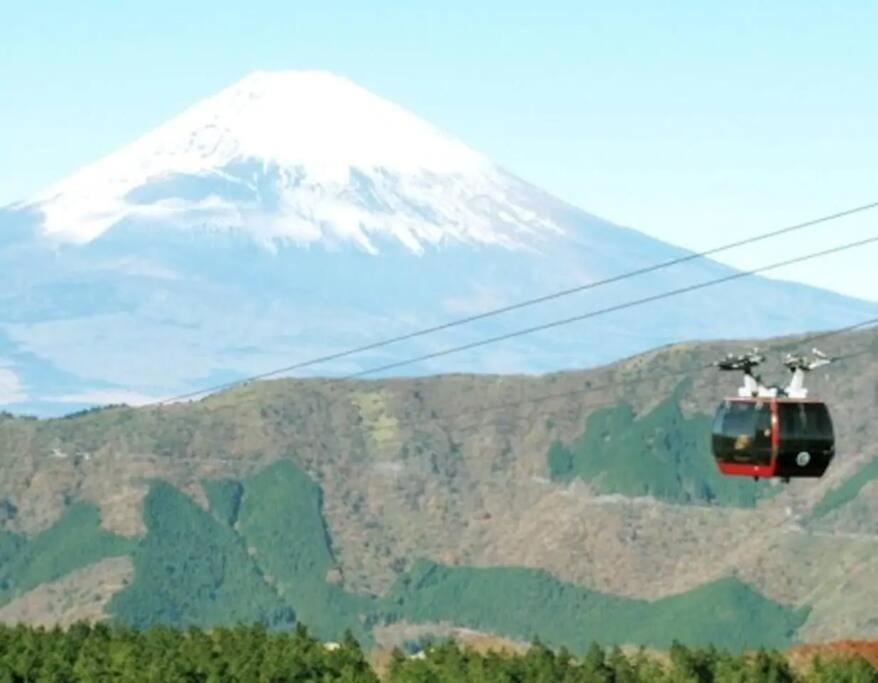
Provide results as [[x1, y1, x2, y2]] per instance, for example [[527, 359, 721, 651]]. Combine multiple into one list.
[[2, 1, 876, 300]]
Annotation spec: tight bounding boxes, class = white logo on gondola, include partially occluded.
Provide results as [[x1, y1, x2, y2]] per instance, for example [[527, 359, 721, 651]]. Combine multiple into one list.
[[796, 451, 811, 467]]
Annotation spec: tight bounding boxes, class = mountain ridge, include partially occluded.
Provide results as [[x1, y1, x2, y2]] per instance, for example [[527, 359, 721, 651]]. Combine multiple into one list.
[[21, 70, 518, 250], [1, 70, 876, 414], [0, 326, 875, 645]]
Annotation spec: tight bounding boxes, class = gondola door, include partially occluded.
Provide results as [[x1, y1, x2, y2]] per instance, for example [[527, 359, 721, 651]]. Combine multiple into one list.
[[712, 399, 777, 479], [752, 400, 775, 474]]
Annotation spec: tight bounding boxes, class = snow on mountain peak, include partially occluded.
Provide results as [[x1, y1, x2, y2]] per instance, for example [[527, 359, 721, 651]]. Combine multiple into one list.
[[27, 69, 556, 251], [205, 70, 490, 174]]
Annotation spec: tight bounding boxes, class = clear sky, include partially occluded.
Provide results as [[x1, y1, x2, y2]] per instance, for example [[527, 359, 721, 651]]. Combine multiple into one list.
[[2, 1, 876, 301]]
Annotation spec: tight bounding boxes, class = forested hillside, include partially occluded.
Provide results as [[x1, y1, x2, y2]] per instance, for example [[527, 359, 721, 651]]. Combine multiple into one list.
[[0, 327, 876, 649]]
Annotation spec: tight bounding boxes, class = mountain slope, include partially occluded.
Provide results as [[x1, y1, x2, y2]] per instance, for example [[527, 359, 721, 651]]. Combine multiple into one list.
[[26, 70, 496, 248], [0, 460, 808, 652], [1, 70, 876, 415], [0, 327, 875, 645]]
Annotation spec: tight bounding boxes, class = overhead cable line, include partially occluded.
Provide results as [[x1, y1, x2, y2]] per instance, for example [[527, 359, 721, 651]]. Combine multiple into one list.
[[5, 321, 874, 471], [145, 332, 877, 468], [154, 201, 878, 405], [341, 348, 878, 453], [228, 317, 878, 442], [342, 236, 878, 380], [166, 317, 877, 463], [353, 321, 878, 437]]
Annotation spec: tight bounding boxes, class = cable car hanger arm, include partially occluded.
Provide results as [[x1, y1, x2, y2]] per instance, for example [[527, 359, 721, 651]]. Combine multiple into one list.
[[714, 348, 833, 398], [782, 348, 832, 398]]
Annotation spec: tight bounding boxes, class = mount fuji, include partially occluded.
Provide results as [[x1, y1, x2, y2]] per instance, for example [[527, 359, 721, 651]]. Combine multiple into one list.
[[1, 70, 875, 415]]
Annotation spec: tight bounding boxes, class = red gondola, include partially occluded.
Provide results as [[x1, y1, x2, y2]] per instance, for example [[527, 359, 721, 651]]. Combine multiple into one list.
[[711, 349, 835, 481]]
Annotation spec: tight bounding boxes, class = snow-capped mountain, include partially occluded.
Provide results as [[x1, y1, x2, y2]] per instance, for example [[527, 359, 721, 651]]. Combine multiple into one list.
[[1, 70, 875, 415], [27, 71, 554, 252]]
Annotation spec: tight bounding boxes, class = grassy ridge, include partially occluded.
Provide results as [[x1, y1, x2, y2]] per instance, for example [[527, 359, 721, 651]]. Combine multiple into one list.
[[235, 462, 375, 641], [107, 462, 373, 639], [0, 531, 24, 572], [548, 383, 762, 507], [380, 561, 806, 652], [0, 504, 132, 606], [203, 478, 244, 527], [108, 481, 294, 629], [1, 461, 806, 652], [808, 456, 878, 521], [0, 530, 26, 597]]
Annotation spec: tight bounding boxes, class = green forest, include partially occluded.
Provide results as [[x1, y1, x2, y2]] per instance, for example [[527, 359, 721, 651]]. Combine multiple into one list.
[[0, 623, 875, 682], [546, 384, 765, 507], [0, 459, 810, 651], [0, 461, 807, 651]]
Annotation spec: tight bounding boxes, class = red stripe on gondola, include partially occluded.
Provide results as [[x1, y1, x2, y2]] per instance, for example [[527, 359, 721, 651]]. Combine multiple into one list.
[[717, 462, 776, 478], [770, 398, 780, 470]]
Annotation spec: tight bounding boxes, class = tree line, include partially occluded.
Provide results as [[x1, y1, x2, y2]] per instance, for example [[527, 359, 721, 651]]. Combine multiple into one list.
[[0, 623, 875, 682], [390, 640, 877, 683]]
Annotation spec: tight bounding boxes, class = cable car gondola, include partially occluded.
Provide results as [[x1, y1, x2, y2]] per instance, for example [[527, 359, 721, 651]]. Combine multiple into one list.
[[711, 348, 835, 481]]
